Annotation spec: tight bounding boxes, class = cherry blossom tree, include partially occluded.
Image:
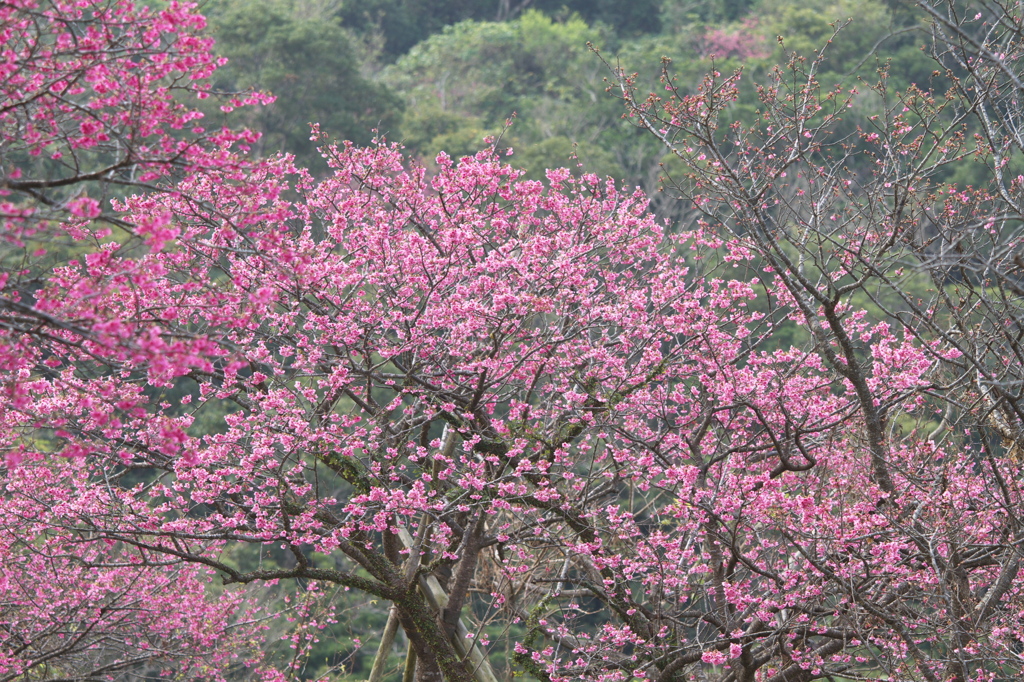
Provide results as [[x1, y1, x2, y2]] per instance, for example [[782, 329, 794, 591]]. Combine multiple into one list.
[[8, 1, 1024, 682], [0, 0, 266, 230], [1, 2, 283, 680], [0, 459, 272, 682], [19, 126, 1024, 682], [0, 0, 268, 366], [603, 0, 1024, 679]]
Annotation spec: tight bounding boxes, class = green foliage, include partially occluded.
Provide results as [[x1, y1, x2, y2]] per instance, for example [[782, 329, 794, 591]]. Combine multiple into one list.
[[754, 0, 936, 98], [381, 16, 552, 125], [339, 0, 663, 59], [661, 0, 757, 26], [205, 0, 403, 171], [532, 0, 664, 36], [382, 11, 640, 180], [338, 0, 498, 58], [762, 0, 894, 74]]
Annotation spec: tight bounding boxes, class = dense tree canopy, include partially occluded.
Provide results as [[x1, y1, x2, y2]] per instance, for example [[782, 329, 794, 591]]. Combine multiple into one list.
[[380, 11, 625, 176], [336, 0, 663, 58], [205, 0, 403, 171]]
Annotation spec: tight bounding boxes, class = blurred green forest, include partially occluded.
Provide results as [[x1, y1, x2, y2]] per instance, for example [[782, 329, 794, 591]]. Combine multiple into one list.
[[203, 0, 941, 215], [195, 0, 956, 678]]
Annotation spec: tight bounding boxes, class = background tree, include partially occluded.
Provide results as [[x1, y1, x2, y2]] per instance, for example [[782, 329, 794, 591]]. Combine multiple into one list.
[[0, 0, 269, 385], [0, 459, 274, 682], [610, 0, 1024, 679], [0, 5, 291, 680], [205, 0, 403, 173], [336, 0, 662, 59], [380, 11, 624, 175]]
